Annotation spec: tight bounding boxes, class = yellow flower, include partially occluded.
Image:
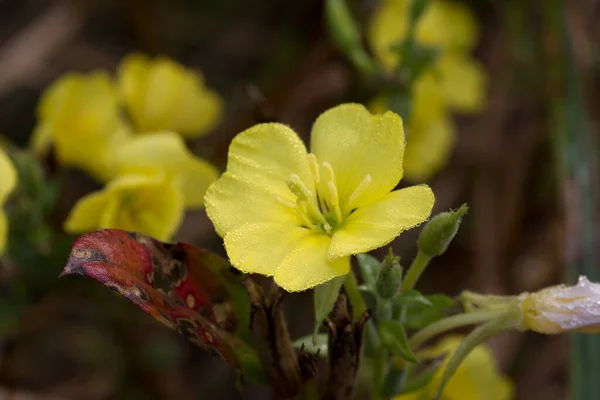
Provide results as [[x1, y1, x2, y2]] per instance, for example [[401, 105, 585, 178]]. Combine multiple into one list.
[[368, 0, 485, 114], [111, 131, 219, 208], [64, 174, 184, 241], [205, 103, 434, 292], [117, 53, 223, 138], [395, 335, 513, 400], [0, 147, 17, 254], [368, 0, 478, 70], [520, 275, 600, 334], [30, 72, 132, 181]]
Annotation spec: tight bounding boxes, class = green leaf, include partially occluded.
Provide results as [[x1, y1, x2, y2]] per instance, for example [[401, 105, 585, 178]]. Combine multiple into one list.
[[403, 295, 456, 330], [379, 320, 418, 363], [399, 362, 438, 395], [292, 334, 328, 358], [395, 289, 432, 307], [313, 275, 346, 339], [356, 253, 380, 289]]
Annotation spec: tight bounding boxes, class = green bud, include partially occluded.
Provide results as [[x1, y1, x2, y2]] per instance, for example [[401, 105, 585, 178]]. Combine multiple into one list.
[[325, 0, 361, 54], [418, 204, 468, 257], [375, 248, 403, 300]]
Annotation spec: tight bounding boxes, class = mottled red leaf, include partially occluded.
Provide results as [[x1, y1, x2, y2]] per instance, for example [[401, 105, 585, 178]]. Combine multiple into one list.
[[60, 229, 258, 376]]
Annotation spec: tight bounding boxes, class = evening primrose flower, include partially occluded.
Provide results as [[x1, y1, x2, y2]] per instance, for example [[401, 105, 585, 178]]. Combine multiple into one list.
[[0, 148, 17, 254], [520, 275, 600, 334], [64, 174, 184, 241], [30, 72, 131, 181], [205, 103, 434, 292], [117, 53, 223, 138], [396, 335, 513, 400], [368, 0, 486, 113], [111, 131, 219, 208]]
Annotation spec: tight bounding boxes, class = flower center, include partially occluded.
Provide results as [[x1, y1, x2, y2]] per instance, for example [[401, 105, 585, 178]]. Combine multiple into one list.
[[276, 153, 372, 236]]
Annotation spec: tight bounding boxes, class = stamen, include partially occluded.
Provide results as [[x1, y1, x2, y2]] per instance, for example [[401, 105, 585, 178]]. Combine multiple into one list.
[[296, 200, 317, 231], [327, 181, 343, 224], [322, 162, 336, 184], [287, 174, 312, 201], [287, 174, 328, 227], [348, 174, 372, 210], [274, 194, 297, 209], [308, 153, 320, 183]]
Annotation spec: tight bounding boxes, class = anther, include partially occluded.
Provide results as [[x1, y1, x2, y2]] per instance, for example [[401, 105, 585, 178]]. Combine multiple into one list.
[[287, 174, 312, 201], [348, 174, 372, 210], [308, 153, 320, 183], [327, 181, 342, 224], [322, 162, 336, 184]]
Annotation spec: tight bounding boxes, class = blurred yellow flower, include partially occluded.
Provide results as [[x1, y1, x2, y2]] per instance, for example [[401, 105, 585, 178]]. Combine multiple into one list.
[[30, 72, 132, 181], [0, 147, 17, 254], [396, 335, 513, 400], [64, 174, 184, 241], [205, 103, 434, 292], [521, 275, 600, 334], [111, 131, 219, 208], [367, 0, 486, 181], [117, 53, 223, 138], [368, 0, 478, 69]]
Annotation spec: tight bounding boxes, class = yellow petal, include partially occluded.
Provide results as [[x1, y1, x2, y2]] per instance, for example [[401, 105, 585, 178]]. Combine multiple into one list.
[[367, 0, 411, 70], [169, 73, 223, 138], [0, 211, 8, 255], [64, 192, 108, 234], [112, 131, 219, 208], [431, 336, 513, 400], [30, 122, 53, 157], [118, 54, 223, 137], [274, 233, 350, 292], [39, 71, 131, 181], [0, 148, 17, 203], [310, 103, 405, 212], [104, 175, 185, 241], [416, 0, 478, 51], [395, 335, 513, 400], [205, 123, 311, 236], [117, 53, 149, 126], [224, 222, 312, 276], [437, 54, 486, 113], [205, 173, 301, 238], [328, 185, 434, 259], [404, 114, 456, 182], [65, 175, 184, 241]]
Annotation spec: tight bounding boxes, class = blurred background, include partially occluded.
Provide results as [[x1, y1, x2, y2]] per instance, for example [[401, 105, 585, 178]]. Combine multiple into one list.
[[0, 0, 597, 398]]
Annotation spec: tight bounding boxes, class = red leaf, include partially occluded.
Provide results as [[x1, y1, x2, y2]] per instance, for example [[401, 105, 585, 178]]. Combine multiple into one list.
[[61, 229, 249, 369]]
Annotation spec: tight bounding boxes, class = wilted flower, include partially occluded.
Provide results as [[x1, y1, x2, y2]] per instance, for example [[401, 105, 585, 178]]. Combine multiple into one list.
[[205, 103, 434, 292], [117, 53, 223, 138], [111, 131, 219, 208], [521, 275, 600, 334], [30, 72, 132, 181], [396, 335, 513, 400], [64, 174, 184, 241], [0, 147, 17, 254]]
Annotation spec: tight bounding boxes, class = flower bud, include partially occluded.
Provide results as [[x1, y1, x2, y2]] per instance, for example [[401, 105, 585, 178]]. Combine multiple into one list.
[[520, 275, 600, 334], [418, 204, 468, 257], [376, 250, 403, 299]]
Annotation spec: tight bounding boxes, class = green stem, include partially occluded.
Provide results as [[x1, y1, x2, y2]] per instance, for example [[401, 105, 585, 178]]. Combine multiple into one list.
[[401, 251, 431, 292], [344, 270, 367, 320], [408, 309, 509, 350]]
